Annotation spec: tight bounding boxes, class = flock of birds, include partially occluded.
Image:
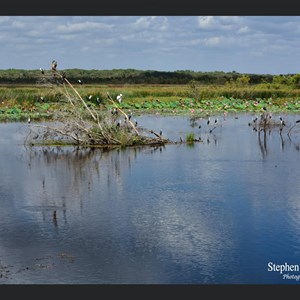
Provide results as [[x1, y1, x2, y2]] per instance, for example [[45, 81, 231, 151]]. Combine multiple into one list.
[[33, 61, 300, 141]]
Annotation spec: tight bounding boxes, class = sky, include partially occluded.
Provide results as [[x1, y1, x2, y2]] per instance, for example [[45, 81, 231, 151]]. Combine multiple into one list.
[[0, 16, 300, 74]]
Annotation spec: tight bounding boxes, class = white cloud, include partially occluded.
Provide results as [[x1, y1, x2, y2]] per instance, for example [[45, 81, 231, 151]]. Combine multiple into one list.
[[204, 36, 222, 46], [237, 26, 249, 34], [133, 16, 168, 31], [11, 21, 25, 29], [56, 21, 113, 33], [198, 16, 216, 29]]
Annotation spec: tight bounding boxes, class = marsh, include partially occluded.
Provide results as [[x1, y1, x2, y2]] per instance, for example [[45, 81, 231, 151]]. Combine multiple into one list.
[[0, 113, 300, 284]]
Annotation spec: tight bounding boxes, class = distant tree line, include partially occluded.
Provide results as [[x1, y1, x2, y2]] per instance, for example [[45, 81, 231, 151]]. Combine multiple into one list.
[[0, 68, 296, 85]]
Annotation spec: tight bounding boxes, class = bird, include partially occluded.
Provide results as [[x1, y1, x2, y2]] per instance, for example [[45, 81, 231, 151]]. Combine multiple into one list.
[[279, 116, 285, 126], [88, 95, 92, 100], [51, 60, 57, 71], [116, 94, 123, 104], [39, 67, 44, 74], [27, 116, 31, 124], [159, 129, 163, 136], [111, 108, 118, 115], [296, 120, 300, 124], [77, 79, 82, 84], [207, 117, 210, 125]]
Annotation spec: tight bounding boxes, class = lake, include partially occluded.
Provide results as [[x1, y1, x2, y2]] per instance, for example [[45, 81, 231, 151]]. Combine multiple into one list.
[[0, 112, 300, 284]]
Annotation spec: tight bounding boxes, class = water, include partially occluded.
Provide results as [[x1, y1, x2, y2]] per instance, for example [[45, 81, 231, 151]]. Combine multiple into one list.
[[0, 113, 300, 284]]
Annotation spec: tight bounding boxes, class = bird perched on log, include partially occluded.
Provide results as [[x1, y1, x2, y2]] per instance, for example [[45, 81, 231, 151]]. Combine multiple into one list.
[[51, 60, 57, 71]]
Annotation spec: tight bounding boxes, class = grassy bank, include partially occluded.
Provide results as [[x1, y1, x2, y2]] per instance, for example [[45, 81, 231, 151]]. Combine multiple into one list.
[[0, 83, 300, 121]]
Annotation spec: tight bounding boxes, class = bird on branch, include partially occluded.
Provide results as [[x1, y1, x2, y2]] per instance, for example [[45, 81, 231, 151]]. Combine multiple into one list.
[[51, 60, 57, 71]]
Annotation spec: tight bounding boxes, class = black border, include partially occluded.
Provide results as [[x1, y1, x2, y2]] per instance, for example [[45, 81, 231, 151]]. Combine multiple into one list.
[[1, 0, 300, 295], [1, 0, 300, 15]]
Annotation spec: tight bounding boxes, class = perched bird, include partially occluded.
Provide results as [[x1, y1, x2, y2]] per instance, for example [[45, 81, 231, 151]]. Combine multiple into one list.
[[207, 117, 210, 125], [51, 60, 57, 71], [159, 129, 163, 136], [27, 116, 31, 124], [77, 79, 82, 85], [116, 94, 123, 104], [88, 95, 92, 100], [111, 108, 118, 115], [39, 67, 44, 74]]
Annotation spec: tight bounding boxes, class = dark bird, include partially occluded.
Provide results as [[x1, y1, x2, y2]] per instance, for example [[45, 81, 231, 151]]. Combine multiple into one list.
[[296, 120, 300, 124], [128, 110, 132, 120], [159, 129, 163, 136], [214, 118, 218, 124], [51, 60, 57, 71], [111, 108, 118, 115], [39, 67, 44, 74], [207, 117, 210, 125]]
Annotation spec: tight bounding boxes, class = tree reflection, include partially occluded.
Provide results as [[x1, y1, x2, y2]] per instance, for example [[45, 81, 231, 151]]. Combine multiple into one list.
[[23, 144, 165, 227]]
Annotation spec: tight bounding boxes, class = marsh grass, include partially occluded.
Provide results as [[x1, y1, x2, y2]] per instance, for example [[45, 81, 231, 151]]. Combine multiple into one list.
[[1, 81, 300, 123]]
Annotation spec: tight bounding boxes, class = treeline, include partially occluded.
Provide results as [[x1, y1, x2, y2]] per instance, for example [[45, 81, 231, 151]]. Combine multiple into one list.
[[0, 68, 283, 85]]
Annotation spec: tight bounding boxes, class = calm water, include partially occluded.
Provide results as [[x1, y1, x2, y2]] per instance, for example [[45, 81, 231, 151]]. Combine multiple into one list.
[[0, 113, 300, 284]]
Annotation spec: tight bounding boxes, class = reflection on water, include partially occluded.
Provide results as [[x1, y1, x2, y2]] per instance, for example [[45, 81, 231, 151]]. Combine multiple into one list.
[[0, 113, 300, 284]]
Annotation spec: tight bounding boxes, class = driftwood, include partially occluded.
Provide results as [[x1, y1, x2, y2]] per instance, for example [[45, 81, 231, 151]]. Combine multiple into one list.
[[28, 61, 170, 147]]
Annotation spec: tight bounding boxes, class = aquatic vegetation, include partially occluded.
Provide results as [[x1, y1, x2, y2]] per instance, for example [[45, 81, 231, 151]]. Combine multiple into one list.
[[186, 132, 196, 143]]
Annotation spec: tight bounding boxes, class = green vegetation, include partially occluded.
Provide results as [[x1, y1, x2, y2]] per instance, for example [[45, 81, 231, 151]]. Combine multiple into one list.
[[0, 68, 274, 84], [186, 132, 196, 143], [0, 70, 300, 122]]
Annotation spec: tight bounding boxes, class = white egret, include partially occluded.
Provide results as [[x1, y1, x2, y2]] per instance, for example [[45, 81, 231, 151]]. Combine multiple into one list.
[[116, 94, 123, 103]]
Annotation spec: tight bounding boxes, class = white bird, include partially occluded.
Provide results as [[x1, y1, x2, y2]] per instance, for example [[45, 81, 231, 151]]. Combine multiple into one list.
[[27, 117, 31, 124], [116, 94, 123, 103], [77, 79, 82, 84]]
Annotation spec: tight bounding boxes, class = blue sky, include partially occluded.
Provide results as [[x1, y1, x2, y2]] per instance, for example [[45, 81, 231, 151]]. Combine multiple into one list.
[[0, 16, 300, 74]]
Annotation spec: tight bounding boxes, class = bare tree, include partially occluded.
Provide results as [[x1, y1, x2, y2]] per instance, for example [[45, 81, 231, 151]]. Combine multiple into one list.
[[28, 61, 169, 147]]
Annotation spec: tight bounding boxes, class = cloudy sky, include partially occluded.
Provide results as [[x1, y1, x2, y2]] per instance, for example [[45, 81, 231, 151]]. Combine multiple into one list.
[[0, 16, 300, 74]]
